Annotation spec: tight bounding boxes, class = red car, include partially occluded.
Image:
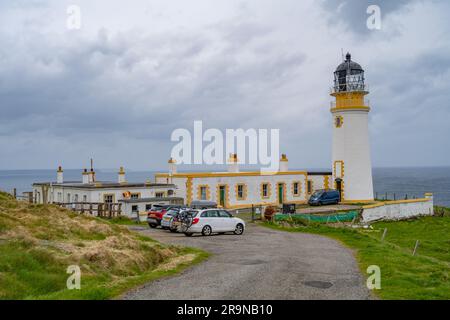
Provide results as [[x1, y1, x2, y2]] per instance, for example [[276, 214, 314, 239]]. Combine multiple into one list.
[[147, 205, 184, 228]]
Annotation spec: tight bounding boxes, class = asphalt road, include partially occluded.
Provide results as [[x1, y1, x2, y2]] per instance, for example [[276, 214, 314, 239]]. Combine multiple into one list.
[[122, 224, 372, 300]]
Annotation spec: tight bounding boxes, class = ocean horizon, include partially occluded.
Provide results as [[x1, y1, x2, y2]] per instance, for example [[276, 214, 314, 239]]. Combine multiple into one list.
[[1, 166, 449, 207]]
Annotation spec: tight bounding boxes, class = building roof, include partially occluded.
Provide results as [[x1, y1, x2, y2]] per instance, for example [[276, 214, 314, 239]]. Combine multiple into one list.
[[156, 170, 332, 178], [307, 171, 332, 176], [119, 197, 184, 203], [32, 181, 176, 189]]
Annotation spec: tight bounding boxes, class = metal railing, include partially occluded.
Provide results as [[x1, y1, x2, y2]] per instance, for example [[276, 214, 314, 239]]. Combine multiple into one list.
[[330, 83, 369, 94]]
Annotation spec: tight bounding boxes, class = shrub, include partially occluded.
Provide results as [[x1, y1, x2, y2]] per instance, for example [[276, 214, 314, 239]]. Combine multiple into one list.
[[264, 206, 277, 221]]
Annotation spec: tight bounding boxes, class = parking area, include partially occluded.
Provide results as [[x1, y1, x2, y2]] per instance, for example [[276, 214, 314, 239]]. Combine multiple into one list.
[[122, 223, 372, 300]]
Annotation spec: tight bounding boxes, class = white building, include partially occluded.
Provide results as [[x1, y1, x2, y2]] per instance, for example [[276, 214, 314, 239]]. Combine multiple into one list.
[[32, 166, 183, 217], [156, 155, 332, 209]]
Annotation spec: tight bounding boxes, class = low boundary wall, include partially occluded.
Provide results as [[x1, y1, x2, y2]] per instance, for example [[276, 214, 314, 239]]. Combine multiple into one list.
[[361, 193, 434, 223]]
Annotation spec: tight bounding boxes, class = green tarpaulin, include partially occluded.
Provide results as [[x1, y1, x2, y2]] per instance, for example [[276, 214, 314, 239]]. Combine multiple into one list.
[[274, 210, 359, 223]]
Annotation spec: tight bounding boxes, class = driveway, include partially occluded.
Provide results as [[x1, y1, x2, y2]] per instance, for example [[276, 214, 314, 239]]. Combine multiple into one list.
[[122, 224, 372, 300]]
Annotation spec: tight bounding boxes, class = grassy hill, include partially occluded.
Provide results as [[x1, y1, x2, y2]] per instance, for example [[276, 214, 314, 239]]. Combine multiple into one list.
[[0, 192, 207, 300]]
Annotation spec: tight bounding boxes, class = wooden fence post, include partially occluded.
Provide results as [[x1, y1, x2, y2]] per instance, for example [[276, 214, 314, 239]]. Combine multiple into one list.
[[381, 228, 387, 241], [412, 240, 420, 256]]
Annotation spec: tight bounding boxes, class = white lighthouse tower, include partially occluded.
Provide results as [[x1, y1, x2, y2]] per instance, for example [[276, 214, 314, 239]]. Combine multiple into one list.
[[330, 52, 374, 202]]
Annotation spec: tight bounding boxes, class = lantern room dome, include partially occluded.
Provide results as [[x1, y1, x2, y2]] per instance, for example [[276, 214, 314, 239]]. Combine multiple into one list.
[[333, 52, 366, 93], [335, 53, 363, 72]]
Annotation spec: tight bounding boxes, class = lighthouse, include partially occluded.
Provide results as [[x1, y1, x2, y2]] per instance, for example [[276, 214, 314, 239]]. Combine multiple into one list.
[[330, 52, 374, 202]]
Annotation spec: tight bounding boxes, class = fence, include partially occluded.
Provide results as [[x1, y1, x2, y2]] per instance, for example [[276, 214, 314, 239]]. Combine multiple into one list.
[[375, 192, 421, 201], [57, 202, 122, 218]]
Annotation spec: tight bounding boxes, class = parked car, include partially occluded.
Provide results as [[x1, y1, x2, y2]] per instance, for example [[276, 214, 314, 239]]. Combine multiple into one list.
[[170, 209, 197, 233], [308, 189, 340, 206], [181, 208, 245, 237], [160, 207, 188, 230], [147, 205, 184, 228], [190, 200, 217, 210]]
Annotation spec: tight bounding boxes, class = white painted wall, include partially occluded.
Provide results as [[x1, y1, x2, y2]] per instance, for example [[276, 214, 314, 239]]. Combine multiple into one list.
[[362, 196, 434, 223], [157, 173, 330, 208], [332, 109, 374, 201]]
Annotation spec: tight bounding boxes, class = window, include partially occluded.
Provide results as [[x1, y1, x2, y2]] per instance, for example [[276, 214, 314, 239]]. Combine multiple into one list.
[[57, 192, 62, 203], [83, 195, 87, 203], [307, 180, 313, 194], [335, 115, 343, 128], [145, 204, 152, 211], [292, 182, 301, 196], [131, 205, 138, 213], [197, 185, 209, 200], [67, 193, 71, 203], [218, 210, 231, 218], [207, 210, 219, 218], [236, 184, 246, 200], [200, 186, 207, 200], [130, 193, 140, 200], [155, 192, 165, 198], [261, 183, 270, 198], [74, 194, 79, 203], [104, 194, 114, 203]]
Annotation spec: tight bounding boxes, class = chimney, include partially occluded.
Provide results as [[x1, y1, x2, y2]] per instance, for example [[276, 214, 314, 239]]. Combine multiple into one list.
[[88, 168, 95, 183], [279, 154, 289, 172], [82, 168, 89, 184], [168, 158, 177, 175], [118, 166, 126, 183], [227, 153, 239, 173], [56, 166, 64, 184]]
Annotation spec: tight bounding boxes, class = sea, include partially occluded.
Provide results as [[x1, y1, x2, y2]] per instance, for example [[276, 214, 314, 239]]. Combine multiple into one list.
[[1, 167, 449, 207]]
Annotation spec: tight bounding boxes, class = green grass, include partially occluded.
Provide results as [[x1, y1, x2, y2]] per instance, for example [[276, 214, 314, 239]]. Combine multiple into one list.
[[108, 216, 147, 226], [263, 215, 450, 300], [0, 191, 209, 300]]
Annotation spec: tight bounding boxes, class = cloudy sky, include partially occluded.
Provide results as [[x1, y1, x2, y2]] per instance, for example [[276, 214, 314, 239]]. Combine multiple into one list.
[[0, 0, 449, 170]]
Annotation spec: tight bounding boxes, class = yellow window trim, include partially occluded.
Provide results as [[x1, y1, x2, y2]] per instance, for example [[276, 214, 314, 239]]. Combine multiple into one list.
[[197, 185, 211, 201], [306, 180, 314, 195], [335, 115, 344, 128], [235, 183, 248, 201], [260, 182, 272, 199], [291, 181, 302, 197], [333, 160, 345, 178]]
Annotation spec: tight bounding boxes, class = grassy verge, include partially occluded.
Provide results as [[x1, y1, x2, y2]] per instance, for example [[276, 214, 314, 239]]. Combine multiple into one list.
[[0, 191, 209, 300], [263, 216, 450, 300]]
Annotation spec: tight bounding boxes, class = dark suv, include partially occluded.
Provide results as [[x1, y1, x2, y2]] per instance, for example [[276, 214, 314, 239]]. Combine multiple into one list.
[[308, 189, 340, 206]]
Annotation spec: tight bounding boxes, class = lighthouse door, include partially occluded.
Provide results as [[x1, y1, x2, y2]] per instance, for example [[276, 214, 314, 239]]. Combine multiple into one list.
[[335, 179, 343, 202]]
